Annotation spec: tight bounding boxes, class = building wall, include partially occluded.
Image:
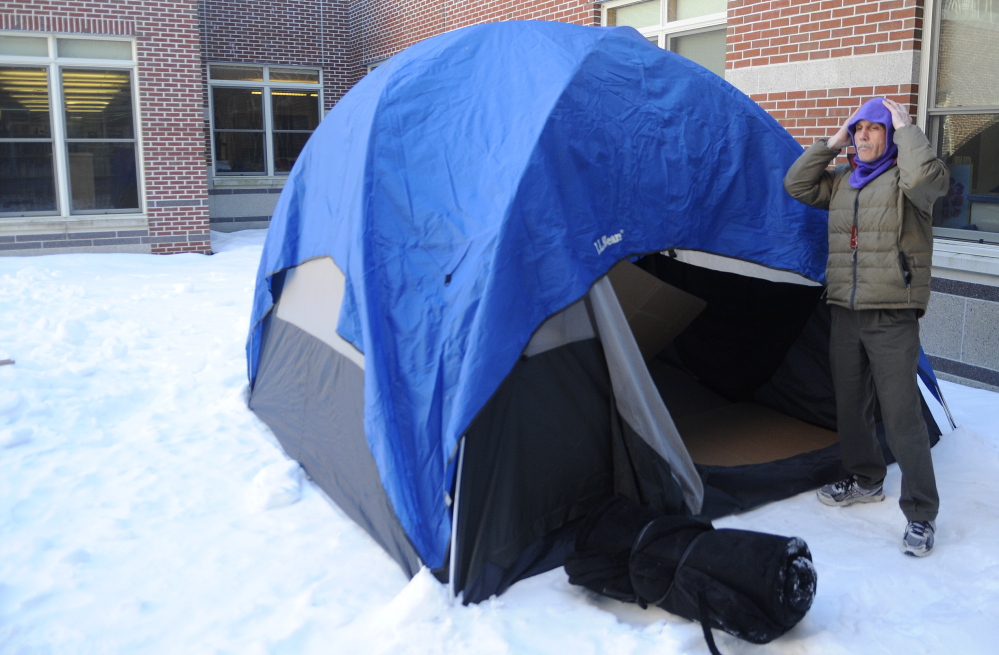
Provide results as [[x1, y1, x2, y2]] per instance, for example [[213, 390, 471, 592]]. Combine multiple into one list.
[[725, 0, 999, 390], [199, 0, 353, 112], [200, 0, 598, 232], [349, 0, 599, 69], [198, 0, 352, 232], [726, 0, 923, 158], [1, 2, 211, 254]]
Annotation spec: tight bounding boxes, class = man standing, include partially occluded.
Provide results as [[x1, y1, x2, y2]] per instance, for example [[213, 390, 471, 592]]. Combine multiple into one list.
[[783, 97, 949, 556]]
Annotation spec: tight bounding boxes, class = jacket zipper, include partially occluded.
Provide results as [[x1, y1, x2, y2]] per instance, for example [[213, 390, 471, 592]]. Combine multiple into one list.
[[850, 191, 859, 310]]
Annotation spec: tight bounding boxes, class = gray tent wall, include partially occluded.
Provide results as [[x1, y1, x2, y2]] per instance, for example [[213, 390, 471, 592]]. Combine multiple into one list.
[[249, 257, 423, 577]]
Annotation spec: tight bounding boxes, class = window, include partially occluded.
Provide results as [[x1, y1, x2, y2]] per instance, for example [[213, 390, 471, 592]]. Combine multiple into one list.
[[925, 0, 999, 244], [209, 64, 321, 177], [0, 34, 139, 218], [601, 0, 727, 76]]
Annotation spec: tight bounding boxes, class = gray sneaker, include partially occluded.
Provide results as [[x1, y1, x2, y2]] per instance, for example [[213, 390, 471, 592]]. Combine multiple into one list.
[[817, 477, 885, 507], [902, 520, 936, 557]]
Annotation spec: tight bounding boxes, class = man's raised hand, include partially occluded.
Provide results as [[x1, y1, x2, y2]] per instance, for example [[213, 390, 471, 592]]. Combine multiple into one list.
[[881, 98, 912, 130]]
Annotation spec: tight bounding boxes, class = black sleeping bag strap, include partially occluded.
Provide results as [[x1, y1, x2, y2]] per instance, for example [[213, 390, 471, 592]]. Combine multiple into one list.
[[664, 531, 723, 655], [635, 525, 710, 607], [698, 590, 723, 655], [630, 521, 723, 654]]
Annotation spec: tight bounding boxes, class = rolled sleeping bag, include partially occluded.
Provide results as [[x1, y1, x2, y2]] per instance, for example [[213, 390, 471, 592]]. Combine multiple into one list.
[[630, 516, 816, 644], [564, 496, 663, 603], [565, 497, 816, 646]]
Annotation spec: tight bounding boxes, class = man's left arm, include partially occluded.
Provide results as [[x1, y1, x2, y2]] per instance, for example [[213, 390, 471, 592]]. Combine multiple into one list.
[[895, 126, 950, 212], [883, 99, 949, 213]]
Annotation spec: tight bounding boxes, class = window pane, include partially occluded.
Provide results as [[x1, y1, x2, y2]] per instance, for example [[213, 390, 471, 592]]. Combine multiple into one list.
[[272, 91, 320, 130], [210, 65, 265, 82], [269, 68, 320, 84], [67, 142, 139, 213], [0, 67, 51, 138], [62, 69, 134, 139], [0, 35, 48, 57], [935, 1, 999, 107], [214, 131, 265, 174], [674, 0, 726, 21], [0, 142, 57, 214], [670, 28, 726, 76], [212, 87, 263, 130], [932, 113, 999, 234], [608, 1, 661, 28], [273, 132, 311, 173], [57, 39, 132, 60]]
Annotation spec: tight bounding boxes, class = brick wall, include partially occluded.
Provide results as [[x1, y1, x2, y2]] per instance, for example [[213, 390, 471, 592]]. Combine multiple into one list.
[[2, 2, 211, 254], [755, 84, 919, 147], [349, 0, 599, 80], [728, 0, 922, 69], [728, 0, 925, 153], [199, 0, 354, 111]]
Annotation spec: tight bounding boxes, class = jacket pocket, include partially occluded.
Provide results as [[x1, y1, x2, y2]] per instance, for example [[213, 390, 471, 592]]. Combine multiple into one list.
[[898, 252, 912, 285]]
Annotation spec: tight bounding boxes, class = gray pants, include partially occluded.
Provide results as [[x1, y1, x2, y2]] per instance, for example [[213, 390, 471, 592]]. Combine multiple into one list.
[[829, 305, 939, 522]]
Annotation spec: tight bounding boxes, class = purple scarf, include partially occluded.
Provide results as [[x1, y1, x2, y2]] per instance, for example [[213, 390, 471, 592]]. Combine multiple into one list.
[[848, 98, 898, 189]]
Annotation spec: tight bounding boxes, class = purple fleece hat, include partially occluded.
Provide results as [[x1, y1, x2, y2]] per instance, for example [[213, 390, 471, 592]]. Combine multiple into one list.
[[847, 97, 898, 189]]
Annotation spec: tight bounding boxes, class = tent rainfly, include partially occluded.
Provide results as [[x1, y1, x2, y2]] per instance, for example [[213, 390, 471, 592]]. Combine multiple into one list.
[[246, 20, 954, 604]]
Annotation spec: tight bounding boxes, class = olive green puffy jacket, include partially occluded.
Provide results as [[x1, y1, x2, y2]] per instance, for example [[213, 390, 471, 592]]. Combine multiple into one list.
[[783, 125, 948, 314]]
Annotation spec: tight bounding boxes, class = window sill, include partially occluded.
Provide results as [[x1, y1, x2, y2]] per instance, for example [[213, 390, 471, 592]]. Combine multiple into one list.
[[210, 176, 288, 190], [933, 238, 999, 285], [0, 214, 148, 237]]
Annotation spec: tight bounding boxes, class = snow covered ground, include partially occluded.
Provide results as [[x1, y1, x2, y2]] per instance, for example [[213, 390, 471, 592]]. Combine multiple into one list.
[[1, 229, 997, 654]]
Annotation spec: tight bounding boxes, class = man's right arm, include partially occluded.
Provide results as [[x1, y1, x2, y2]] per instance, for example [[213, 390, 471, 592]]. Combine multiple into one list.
[[782, 140, 841, 210]]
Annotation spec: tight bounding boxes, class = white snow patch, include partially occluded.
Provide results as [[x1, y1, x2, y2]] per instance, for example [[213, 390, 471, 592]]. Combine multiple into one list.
[[0, 228, 996, 654], [247, 459, 304, 511], [0, 426, 32, 448]]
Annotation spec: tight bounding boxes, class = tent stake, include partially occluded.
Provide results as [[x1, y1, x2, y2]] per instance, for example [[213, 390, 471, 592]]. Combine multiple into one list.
[[448, 436, 467, 606]]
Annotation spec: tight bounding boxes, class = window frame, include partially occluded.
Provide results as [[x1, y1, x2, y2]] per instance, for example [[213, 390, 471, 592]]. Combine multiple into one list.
[[599, 0, 727, 75], [0, 33, 143, 220], [918, 0, 999, 246], [207, 63, 323, 179]]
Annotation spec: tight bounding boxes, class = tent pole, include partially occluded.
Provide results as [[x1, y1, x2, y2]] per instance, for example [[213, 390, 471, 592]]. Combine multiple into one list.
[[448, 436, 467, 606], [937, 390, 958, 430]]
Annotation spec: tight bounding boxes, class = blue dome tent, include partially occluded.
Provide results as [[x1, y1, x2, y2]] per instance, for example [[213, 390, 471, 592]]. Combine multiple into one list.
[[246, 20, 953, 603]]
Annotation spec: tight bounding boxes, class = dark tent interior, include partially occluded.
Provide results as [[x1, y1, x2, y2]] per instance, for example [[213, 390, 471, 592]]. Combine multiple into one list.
[[450, 252, 940, 603]]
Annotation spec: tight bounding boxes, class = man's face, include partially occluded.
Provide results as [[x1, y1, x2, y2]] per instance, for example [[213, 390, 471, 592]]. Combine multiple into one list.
[[853, 120, 887, 162]]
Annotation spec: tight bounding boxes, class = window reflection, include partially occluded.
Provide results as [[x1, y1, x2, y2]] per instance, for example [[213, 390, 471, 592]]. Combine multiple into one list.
[[1, 142, 57, 213], [1, 66, 56, 214], [213, 87, 265, 174], [214, 131, 265, 173], [935, 0, 999, 108], [67, 142, 138, 211], [62, 69, 134, 139], [61, 68, 139, 214], [272, 91, 319, 172], [670, 29, 726, 76], [932, 114, 999, 234]]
